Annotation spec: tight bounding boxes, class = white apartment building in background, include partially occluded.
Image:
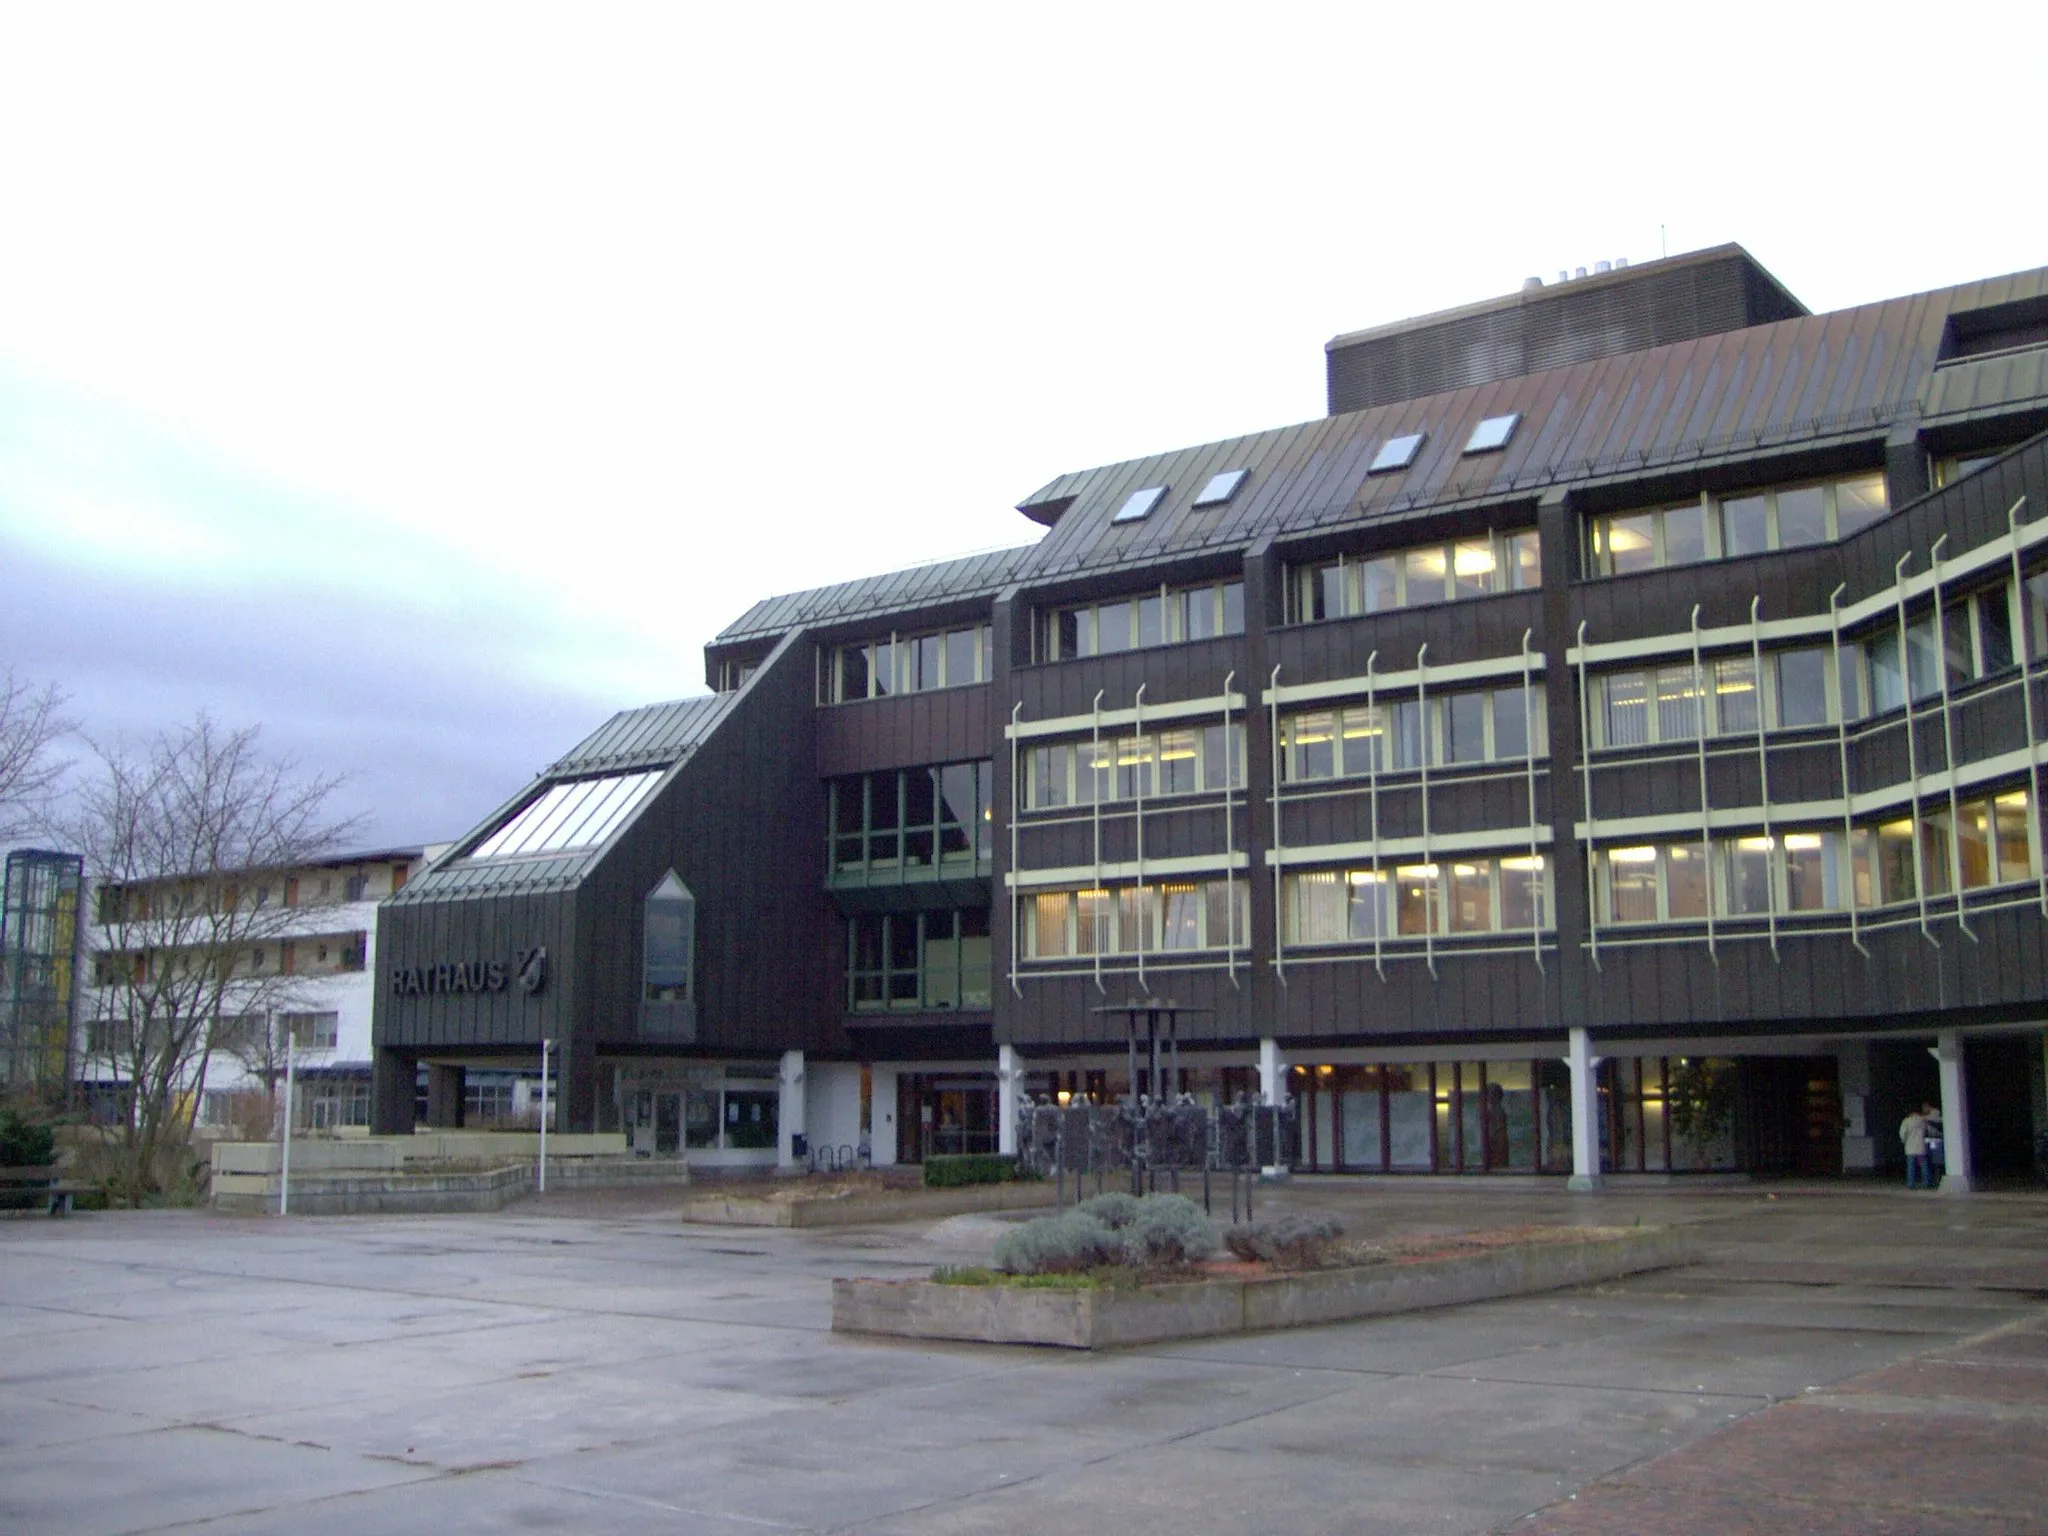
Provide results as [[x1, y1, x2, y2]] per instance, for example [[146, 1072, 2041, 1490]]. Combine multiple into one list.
[[81, 847, 427, 1133]]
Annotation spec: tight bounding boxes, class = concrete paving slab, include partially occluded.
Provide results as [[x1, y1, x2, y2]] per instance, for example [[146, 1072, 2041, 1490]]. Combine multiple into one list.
[[1149, 1302, 1625, 1376], [0, 1389, 172, 1452], [219, 1368, 799, 1468], [185, 1468, 777, 1536], [0, 1182, 2041, 1535], [0, 1424, 436, 1536], [1447, 1317, 1935, 1399]]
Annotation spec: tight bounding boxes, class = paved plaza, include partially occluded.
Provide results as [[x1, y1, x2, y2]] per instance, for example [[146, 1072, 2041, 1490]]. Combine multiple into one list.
[[2, 1181, 2045, 1534]]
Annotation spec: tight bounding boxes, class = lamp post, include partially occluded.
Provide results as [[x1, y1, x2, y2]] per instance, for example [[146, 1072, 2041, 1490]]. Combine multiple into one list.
[[279, 1024, 295, 1216], [538, 1038, 552, 1194]]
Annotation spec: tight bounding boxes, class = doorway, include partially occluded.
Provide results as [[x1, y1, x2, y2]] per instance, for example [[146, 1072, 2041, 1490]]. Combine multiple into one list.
[[629, 1089, 683, 1155], [1966, 1037, 2039, 1181], [895, 1073, 996, 1163]]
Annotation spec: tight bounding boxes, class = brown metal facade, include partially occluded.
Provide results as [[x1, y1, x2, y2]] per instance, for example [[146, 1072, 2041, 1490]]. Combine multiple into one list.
[[374, 251, 2048, 1134]]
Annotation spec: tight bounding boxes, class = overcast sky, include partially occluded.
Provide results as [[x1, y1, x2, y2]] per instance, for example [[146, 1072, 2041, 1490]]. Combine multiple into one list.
[[3, 3, 2045, 850]]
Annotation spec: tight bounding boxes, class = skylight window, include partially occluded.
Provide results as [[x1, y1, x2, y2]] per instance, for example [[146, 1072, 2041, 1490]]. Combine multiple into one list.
[[1192, 469, 1248, 507], [1464, 414, 1520, 454], [1112, 486, 1168, 523], [468, 770, 663, 859], [1369, 433, 1425, 473]]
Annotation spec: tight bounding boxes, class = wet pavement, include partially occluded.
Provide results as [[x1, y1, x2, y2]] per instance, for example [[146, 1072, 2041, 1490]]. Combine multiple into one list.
[[1, 1180, 2044, 1534]]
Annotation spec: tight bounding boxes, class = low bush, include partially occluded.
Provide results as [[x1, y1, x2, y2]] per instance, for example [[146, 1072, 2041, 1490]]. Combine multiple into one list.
[[922, 1154, 1016, 1188], [1075, 1190, 1142, 1230], [995, 1194, 1225, 1275], [993, 1211, 1119, 1274], [1120, 1194, 1221, 1268], [0, 1107, 56, 1168], [1224, 1214, 1347, 1269]]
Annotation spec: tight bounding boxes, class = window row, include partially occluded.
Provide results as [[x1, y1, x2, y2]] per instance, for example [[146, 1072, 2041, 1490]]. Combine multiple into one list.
[[848, 909, 992, 1012], [829, 623, 994, 703], [1590, 582, 2025, 749], [1023, 724, 1245, 810], [1290, 528, 1540, 623], [1022, 880, 1248, 959], [1037, 579, 1245, 662], [1284, 856, 1550, 943], [1595, 791, 2035, 924], [1588, 472, 1889, 576], [829, 762, 994, 873], [1281, 685, 1545, 782], [1593, 648, 1857, 747]]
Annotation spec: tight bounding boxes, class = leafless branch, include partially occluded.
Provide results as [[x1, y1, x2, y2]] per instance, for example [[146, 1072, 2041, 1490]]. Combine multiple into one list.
[[69, 714, 364, 1199], [0, 669, 73, 842]]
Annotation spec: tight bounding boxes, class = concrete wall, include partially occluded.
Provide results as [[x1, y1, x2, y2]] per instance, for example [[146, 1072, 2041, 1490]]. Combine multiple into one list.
[[806, 1061, 864, 1164]]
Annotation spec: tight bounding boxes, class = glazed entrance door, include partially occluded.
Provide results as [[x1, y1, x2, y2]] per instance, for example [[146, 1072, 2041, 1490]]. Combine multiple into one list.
[[629, 1089, 684, 1155], [654, 1090, 682, 1155]]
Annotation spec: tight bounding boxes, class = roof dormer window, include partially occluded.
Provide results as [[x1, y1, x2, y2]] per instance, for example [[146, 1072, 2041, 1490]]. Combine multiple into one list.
[[1112, 486, 1168, 523], [1464, 414, 1519, 454]]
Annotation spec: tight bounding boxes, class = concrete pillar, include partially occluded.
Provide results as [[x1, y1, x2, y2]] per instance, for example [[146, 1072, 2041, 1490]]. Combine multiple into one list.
[[997, 1044, 1020, 1156], [371, 1049, 416, 1136], [1567, 1027, 1603, 1192], [1258, 1037, 1288, 1178], [425, 1062, 464, 1129], [1935, 1030, 1975, 1193], [1838, 1041, 1875, 1172], [778, 1049, 806, 1170], [1258, 1037, 1286, 1107]]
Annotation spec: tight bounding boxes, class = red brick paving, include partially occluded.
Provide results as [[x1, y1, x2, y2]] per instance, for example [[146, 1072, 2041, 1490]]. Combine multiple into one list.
[[1509, 1313, 2048, 1535]]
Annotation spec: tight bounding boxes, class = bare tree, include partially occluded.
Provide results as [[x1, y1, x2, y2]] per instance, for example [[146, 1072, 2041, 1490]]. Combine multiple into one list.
[[0, 669, 71, 842], [70, 716, 360, 1201]]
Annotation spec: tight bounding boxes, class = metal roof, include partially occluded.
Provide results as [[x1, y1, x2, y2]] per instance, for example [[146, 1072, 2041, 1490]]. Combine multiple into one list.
[[713, 544, 1039, 647], [698, 260, 2048, 654], [1008, 261, 2048, 580], [551, 694, 736, 775]]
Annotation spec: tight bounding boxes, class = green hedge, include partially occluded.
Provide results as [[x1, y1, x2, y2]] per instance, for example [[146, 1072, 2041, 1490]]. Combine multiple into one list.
[[922, 1153, 1016, 1188]]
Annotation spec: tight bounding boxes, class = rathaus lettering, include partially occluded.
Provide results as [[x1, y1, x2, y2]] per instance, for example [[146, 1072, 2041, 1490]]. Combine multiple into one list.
[[391, 961, 509, 997]]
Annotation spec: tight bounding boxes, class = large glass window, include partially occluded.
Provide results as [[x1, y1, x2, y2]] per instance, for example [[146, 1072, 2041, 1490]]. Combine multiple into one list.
[[848, 910, 991, 1012], [829, 622, 994, 702], [830, 761, 993, 878], [1038, 578, 1245, 661], [1588, 473, 1890, 576], [1290, 528, 1539, 622]]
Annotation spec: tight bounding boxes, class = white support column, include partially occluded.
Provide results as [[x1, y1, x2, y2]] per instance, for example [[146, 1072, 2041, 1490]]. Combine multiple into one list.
[[997, 1044, 1020, 1157], [1935, 1030, 1975, 1194], [778, 1049, 806, 1172], [1258, 1037, 1286, 1107], [1258, 1037, 1287, 1179], [1567, 1027, 1603, 1192]]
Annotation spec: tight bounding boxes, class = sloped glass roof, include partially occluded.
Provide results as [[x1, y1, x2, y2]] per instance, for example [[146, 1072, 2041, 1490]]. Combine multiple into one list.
[[469, 770, 663, 860]]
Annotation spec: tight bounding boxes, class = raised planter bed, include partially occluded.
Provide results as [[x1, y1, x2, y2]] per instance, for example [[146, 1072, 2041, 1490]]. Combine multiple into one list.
[[681, 1179, 1056, 1228], [832, 1225, 1697, 1349]]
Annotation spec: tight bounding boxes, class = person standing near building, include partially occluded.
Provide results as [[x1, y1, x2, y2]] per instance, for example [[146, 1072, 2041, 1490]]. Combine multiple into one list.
[[1900, 1102, 1940, 1189]]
